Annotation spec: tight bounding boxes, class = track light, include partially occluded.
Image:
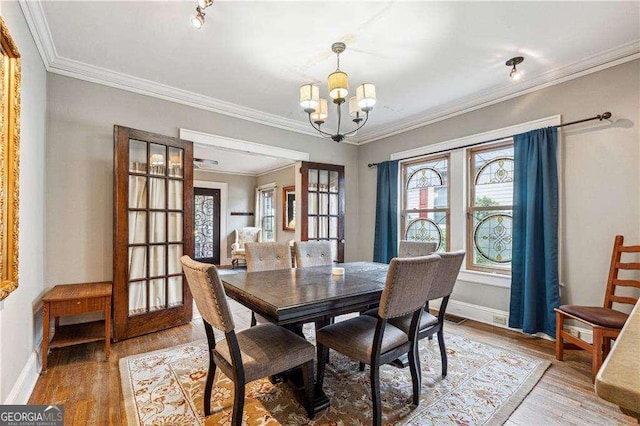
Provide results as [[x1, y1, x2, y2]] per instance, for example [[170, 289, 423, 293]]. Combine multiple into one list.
[[191, 0, 213, 29], [505, 56, 524, 80]]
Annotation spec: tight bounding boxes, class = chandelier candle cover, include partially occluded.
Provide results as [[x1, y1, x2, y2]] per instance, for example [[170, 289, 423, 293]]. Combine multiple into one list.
[[299, 42, 376, 143]]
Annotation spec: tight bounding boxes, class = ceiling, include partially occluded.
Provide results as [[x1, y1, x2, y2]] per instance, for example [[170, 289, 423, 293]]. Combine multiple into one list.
[[193, 145, 294, 176], [24, 1, 640, 144]]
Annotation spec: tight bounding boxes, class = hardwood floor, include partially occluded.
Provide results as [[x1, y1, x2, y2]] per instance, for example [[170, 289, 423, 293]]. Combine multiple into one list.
[[29, 301, 634, 425]]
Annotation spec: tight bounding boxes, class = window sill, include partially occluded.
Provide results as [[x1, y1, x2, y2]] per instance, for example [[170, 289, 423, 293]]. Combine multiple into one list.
[[457, 269, 511, 289]]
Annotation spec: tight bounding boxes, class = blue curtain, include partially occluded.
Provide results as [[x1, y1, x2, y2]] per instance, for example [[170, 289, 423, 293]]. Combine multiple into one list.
[[509, 127, 560, 336], [373, 160, 399, 263]]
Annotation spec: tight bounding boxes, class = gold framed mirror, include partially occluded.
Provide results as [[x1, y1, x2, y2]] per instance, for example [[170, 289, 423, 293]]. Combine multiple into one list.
[[0, 18, 21, 301], [282, 185, 295, 231]]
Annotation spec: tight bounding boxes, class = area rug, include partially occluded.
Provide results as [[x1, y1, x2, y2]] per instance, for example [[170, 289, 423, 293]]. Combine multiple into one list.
[[120, 329, 549, 425]]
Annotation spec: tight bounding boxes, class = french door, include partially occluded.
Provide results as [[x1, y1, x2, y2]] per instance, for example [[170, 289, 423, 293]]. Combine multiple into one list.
[[113, 126, 194, 341], [194, 188, 221, 264], [300, 162, 345, 263]]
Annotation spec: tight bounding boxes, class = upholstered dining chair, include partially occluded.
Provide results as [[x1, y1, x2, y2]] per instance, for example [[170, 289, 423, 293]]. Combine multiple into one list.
[[315, 254, 441, 426], [387, 250, 465, 377], [180, 256, 314, 425], [245, 242, 292, 326], [398, 240, 438, 257], [294, 241, 333, 267], [230, 227, 262, 268], [555, 235, 640, 380]]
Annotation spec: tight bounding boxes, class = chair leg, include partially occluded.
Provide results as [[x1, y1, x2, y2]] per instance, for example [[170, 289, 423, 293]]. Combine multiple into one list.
[[437, 329, 447, 377], [592, 328, 604, 381], [408, 342, 422, 406], [603, 337, 612, 357], [203, 358, 217, 416], [232, 259, 237, 269], [555, 311, 564, 361], [370, 363, 382, 426], [359, 362, 365, 371], [231, 380, 245, 426], [250, 312, 257, 327], [302, 360, 315, 419]]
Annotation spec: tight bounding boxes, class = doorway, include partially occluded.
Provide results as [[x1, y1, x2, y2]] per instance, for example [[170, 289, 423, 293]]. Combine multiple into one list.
[[194, 187, 221, 264]]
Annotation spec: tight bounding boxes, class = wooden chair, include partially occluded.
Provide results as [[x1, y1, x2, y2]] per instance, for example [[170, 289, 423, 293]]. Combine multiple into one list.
[[388, 251, 465, 376], [245, 242, 292, 326], [180, 256, 314, 425], [555, 235, 640, 380], [294, 241, 333, 267], [315, 254, 441, 426]]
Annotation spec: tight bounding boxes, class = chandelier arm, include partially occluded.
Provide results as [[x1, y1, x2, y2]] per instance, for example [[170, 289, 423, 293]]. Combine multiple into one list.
[[343, 111, 370, 137], [307, 114, 336, 138]]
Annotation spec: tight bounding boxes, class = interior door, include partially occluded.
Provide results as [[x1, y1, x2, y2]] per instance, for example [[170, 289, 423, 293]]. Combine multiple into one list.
[[194, 187, 221, 264], [113, 126, 194, 341], [301, 162, 345, 262]]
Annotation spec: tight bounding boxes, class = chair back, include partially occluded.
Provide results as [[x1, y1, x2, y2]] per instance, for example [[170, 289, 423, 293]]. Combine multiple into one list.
[[604, 235, 640, 309], [235, 227, 262, 249], [398, 240, 437, 258], [427, 251, 465, 300], [294, 241, 333, 267], [378, 254, 441, 319], [180, 256, 235, 333], [245, 242, 292, 273]]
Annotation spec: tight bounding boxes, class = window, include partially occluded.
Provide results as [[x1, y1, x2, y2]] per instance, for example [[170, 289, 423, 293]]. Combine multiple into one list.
[[401, 154, 450, 251], [467, 141, 514, 273], [257, 187, 275, 241]]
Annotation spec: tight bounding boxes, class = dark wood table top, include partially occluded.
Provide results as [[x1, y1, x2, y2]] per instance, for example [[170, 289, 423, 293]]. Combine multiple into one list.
[[220, 262, 389, 325]]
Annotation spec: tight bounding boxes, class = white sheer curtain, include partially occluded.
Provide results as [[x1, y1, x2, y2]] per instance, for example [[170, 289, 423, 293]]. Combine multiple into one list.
[[128, 170, 184, 315], [128, 176, 147, 315]]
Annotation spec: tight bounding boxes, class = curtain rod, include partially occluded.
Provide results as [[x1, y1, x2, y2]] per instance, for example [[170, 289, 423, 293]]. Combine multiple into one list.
[[367, 112, 612, 168]]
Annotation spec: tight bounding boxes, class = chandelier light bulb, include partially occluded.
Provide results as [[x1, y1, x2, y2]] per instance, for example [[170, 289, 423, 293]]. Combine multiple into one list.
[[509, 66, 521, 80]]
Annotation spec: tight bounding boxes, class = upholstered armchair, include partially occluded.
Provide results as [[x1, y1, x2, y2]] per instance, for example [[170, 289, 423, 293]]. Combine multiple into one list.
[[231, 227, 262, 268]]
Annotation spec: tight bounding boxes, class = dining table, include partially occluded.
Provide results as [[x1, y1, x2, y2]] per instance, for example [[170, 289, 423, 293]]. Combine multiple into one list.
[[219, 261, 390, 414]]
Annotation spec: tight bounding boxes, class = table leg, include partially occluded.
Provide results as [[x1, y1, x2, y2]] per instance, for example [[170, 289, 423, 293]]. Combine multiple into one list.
[[42, 303, 50, 374]]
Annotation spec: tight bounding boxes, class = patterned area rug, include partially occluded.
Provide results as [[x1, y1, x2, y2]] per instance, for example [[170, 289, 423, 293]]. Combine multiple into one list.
[[120, 328, 549, 425]]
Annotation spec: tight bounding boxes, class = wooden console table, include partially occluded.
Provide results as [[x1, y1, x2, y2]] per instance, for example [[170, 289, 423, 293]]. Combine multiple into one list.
[[41, 281, 112, 373]]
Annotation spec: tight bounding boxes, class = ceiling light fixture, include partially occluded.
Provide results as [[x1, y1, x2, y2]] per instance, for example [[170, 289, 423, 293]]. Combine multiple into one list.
[[506, 56, 524, 80], [191, 0, 213, 29], [299, 42, 376, 143]]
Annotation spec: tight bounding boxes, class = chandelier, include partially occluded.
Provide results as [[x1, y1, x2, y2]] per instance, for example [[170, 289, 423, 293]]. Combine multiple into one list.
[[299, 42, 376, 143]]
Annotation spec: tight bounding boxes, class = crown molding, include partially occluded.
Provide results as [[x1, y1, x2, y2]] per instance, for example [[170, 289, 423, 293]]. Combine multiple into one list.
[[355, 40, 639, 144], [20, 0, 639, 146]]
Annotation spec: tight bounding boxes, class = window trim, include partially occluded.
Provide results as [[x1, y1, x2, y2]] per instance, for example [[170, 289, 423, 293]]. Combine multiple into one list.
[[401, 154, 451, 251], [466, 140, 513, 274]]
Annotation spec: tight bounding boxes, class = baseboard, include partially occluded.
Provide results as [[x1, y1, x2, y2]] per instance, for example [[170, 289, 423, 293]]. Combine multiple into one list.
[[430, 298, 593, 344], [430, 299, 511, 329], [4, 349, 40, 404]]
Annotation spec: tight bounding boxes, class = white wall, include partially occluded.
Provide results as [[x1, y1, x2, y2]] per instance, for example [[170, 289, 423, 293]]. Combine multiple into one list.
[[358, 60, 640, 312], [0, 1, 47, 402], [45, 73, 360, 289]]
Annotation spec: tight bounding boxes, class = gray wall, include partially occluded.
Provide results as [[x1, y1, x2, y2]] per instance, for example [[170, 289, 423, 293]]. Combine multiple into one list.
[[358, 60, 640, 311], [194, 170, 256, 258], [45, 73, 360, 288], [257, 165, 296, 243], [0, 2, 47, 402]]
